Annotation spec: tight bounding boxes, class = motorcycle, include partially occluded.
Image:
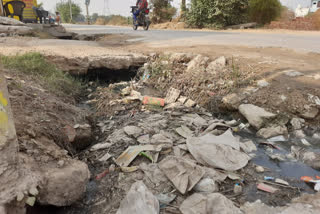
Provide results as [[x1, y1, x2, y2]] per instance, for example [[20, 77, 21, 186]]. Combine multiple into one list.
[[130, 6, 150, 31]]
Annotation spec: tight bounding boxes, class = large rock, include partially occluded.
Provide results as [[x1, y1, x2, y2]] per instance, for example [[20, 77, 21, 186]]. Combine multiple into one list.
[[38, 160, 90, 206], [239, 104, 276, 129], [301, 106, 319, 119], [186, 55, 209, 72], [257, 126, 288, 139], [0, 17, 25, 26]]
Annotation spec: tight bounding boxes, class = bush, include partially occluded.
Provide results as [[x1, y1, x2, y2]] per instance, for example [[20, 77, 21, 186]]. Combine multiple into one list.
[[0, 53, 83, 96], [249, 0, 282, 25], [95, 15, 130, 26], [186, 0, 249, 29], [150, 0, 177, 23]]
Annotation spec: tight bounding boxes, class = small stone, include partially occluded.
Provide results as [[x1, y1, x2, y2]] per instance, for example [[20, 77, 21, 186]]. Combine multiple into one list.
[[291, 118, 305, 130], [29, 187, 39, 196], [109, 164, 116, 172], [240, 140, 257, 153], [284, 70, 303, 77], [194, 178, 218, 193], [279, 95, 287, 102], [178, 96, 188, 104], [313, 133, 320, 140], [257, 79, 269, 88], [301, 139, 311, 146], [73, 124, 80, 129], [257, 126, 288, 139], [17, 192, 24, 201], [255, 166, 265, 173], [293, 130, 306, 138], [137, 134, 150, 144], [184, 99, 196, 108], [26, 197, 36, 206], [57, 160, 65, 167], [123, 126, 143, 138], [233, 184, 243, 194], [301, 106, 319, 119]]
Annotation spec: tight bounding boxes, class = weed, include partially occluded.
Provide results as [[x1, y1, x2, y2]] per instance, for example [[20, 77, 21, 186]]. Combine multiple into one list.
[[0, 53, 83, 96]]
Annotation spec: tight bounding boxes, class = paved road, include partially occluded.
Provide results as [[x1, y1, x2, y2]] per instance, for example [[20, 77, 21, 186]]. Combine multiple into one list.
[[64, 24, 320, 53]]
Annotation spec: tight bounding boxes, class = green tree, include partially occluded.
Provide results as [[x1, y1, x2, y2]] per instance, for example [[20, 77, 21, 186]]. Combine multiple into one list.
[[187, 0, 249, 28], [150, 0, 177, 23], [249, 0, 282, 24], [56, 1, 82, 23]]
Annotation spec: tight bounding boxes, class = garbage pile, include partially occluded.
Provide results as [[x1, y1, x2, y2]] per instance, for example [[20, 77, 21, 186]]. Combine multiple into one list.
[[80, 78, 320, 213]]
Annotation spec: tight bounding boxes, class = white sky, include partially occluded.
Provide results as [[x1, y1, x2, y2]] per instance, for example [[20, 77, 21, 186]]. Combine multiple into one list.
[[38, 0, 183, 16]]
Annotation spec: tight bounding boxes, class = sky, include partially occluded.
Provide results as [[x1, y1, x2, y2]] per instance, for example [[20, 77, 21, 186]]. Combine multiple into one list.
[[38, 0, 313, 17], [38, 0, 183, 16]]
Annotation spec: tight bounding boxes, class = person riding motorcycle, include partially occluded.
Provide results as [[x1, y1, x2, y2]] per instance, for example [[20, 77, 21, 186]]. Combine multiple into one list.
[[133, 0, 148, 25]]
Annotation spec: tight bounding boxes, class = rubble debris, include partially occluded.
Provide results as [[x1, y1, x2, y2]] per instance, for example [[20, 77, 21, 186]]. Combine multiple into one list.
[[284, 70, 303, 77], [301, 139, 311, 146], [156, 193, 176, 207], [98, 153, 113, 162], [301, 106, 319, 119], [186, 131, 249, 171], [290, 118, 305, 130], [275, 179, 289, 186], [291, 146, 320, 170], [116, 145, 163, 167], [0, 17, 26, 26], [165, 87, 181, 104], [239, 104, 276, 129], [184, 99, 197, 108], [234, 184, 243, 194], [150, 134, 173, 146], [176, 125, 194, 138], [116, 181, 159, 214], [206, 56, 227, 73], [90, 142, 112, 151], [186, 55, 210, 72], [257, 183, 279, 193], [26, 197, 36, 206], [159, 156, 205, 194], [139, 163, 169, 186], [222, 93, 246, 110], [137, 134, 150, 144], [308, 94, 320, 106], [257, 126, 288, 139], [181, 114, 207, 127], [180, 193, 242, 214], [267, 135, 286, 142], [240, 140, 257, 153], [201, 122, 230, 136], [194, 178, 219, 193], [123, 126, 143, 138]]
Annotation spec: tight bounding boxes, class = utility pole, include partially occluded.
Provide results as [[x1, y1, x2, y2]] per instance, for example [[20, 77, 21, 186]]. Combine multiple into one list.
[[68, 0, 73, 23], [85, 0, 90, 25]]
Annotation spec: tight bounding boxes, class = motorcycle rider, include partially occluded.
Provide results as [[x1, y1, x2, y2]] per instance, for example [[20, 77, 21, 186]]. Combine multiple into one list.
[[133, 0, 148, 25]]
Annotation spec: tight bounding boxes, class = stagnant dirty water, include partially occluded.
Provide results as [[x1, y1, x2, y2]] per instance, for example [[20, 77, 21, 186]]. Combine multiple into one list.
[[27, 67, 320, 214]]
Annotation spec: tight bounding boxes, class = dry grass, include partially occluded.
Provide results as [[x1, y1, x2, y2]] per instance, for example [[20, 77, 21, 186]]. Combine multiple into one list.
[[313, 10, 320, 30]]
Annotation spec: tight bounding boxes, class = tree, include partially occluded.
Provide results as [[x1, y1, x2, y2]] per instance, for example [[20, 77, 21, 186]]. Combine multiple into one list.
[[187, 0, 249, 28], [56, 1, 82, 23], [150, 0, 177, 23], [249, 0, 282, 24], [91, 13, 99, 23], [181, 0, 186, 12]]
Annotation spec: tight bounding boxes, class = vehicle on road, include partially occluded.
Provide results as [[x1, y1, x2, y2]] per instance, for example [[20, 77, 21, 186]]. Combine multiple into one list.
[[130, 6, 150, 31]]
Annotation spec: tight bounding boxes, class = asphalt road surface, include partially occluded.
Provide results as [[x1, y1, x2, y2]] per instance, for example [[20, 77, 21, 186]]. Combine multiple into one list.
[[64, 24, 320, 53]]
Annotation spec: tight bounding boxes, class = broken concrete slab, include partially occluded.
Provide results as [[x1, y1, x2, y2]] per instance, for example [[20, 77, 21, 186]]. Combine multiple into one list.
[[291, 118, 305, 130], [186, 131, 249, 171], [240, 140, 257, 153], [0, 25, 33, 35], [137, 134, 150, 144], [159, 156, 205, 194], [194, 178, 219, 193], [165, 88, 181, 104], [257, 126, 288, 139], [206, 56, 227, 73], [0, 74, 20, 205], [239, 104, 276, 129], [222, 93, 246, 110], [116, 181, 159, 214], [124, 126, 143, 138], [0, 17, 25, 26]]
